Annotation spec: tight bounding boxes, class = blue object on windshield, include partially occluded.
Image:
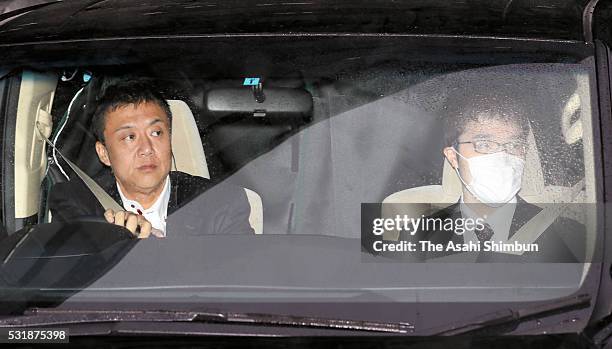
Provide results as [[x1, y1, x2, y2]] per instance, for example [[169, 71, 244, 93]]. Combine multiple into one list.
[[83, 73, 92, 83], [243, 78, 260, 86]]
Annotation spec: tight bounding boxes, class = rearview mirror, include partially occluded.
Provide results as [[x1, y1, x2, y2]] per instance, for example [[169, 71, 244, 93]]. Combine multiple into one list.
[[206, 87, 313, 119]]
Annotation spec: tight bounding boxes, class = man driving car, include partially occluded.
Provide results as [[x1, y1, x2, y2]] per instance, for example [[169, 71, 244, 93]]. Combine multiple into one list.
[[48, 79, 254, 238]]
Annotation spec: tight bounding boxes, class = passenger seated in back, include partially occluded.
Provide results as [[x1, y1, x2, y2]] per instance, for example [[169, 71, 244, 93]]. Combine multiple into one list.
[[399, 88, 584, 262], [48, 79, 254, 238]]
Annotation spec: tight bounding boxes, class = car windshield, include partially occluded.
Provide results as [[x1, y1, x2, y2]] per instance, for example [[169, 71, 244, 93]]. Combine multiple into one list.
[[0, 36, 602, 330]]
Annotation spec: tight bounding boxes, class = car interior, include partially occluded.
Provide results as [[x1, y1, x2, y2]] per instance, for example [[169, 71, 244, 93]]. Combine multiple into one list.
[[0, 43, 599, 306], [3, 51, 596, 257], [12, 70, 266, 234]]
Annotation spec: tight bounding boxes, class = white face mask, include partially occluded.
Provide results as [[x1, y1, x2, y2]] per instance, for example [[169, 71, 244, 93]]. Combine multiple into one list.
[[453, 149, 525, 207]]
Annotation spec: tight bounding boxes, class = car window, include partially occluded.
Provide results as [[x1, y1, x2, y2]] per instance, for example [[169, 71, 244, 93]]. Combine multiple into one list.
[[0, 36, 602, 318]]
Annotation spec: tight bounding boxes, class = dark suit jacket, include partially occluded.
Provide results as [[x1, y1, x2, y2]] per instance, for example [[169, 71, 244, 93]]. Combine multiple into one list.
[[398, 197, 585, 262], [48, 170, 254, 236]]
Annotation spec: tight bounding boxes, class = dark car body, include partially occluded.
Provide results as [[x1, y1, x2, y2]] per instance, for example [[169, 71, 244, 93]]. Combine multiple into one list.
[[0, 1, 612, 347]]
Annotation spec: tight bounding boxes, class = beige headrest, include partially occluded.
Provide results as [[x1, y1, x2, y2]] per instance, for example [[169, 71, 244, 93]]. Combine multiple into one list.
[[168, 100, 210, 179]]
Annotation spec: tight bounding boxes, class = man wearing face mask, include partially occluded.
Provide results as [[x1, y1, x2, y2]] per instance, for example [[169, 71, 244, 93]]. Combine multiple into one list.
[[399, 89, 584, 262]]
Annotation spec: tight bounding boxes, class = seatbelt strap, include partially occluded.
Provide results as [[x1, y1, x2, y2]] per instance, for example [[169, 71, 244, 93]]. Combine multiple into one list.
[[430, 179, 586, 262], [36, 123, 123, 212], [505, 179, 585, 255]]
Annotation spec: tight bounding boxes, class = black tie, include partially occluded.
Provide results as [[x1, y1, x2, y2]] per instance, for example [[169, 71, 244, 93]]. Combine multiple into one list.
[[475, 223, 494, 242]]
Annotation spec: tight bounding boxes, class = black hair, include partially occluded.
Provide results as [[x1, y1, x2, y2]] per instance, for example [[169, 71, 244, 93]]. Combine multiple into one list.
[[442, 85, 530, 147], [91, 79, 172, 143]]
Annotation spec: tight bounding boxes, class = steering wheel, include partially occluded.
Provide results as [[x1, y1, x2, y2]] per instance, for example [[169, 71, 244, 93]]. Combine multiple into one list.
[[73, 215, 135, 239]]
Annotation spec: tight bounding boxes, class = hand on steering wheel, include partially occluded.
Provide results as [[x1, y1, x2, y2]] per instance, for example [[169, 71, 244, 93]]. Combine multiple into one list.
[[103, 209, 164, 239]]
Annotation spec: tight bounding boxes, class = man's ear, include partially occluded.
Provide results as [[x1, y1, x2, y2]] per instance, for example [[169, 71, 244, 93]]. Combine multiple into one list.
[[443, 146, 459, 169], [95, 141, 111, 167]]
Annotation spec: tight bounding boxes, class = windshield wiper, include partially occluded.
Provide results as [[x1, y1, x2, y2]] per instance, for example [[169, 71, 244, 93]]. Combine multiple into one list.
[[0, 294, 590, 335], [0, 308, 414, 334], [429, 293, 591, 336]]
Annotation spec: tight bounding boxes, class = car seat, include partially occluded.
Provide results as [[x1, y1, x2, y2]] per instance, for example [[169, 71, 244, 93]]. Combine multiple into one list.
[[167, 100, 263, 234]]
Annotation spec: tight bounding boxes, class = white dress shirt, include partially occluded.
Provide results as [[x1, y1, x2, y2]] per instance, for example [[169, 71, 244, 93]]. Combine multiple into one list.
[[117, 176, 171, 237], [459, 196, 517, 244]]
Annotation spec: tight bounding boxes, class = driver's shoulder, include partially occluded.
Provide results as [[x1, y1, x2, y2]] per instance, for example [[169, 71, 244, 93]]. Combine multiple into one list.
[[170, 171, 246, 202], [169, 171, 214, 197]]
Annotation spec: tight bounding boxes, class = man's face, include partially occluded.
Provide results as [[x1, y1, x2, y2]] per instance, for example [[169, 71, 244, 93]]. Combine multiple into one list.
[[443, 117, 526, 186], [95, 101, 172, 194]]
